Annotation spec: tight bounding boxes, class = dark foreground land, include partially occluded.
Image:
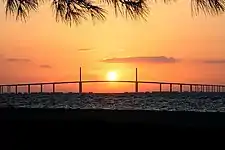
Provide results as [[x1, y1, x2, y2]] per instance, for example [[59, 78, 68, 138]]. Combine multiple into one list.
[[2, 108, 225, 141], [1, 107, 225, 128]]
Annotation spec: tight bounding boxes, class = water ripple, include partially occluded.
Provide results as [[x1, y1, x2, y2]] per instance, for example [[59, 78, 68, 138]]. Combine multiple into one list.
[[1, 93, 225, 112]]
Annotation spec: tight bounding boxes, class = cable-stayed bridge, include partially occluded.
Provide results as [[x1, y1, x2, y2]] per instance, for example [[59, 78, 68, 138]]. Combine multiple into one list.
[[1, 68, 225, 94]]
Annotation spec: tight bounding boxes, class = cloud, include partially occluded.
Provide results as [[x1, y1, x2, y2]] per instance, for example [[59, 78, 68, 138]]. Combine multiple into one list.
[[77, 48, 94, 51], [203, 59, 225, 64], [40, 65, 52, 69], [6, 58, 31, 63], [101, 56, 179, 64]]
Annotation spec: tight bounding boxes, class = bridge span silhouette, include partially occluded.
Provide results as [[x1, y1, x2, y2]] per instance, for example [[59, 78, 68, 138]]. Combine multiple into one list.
[[1, 68, 225, 94]]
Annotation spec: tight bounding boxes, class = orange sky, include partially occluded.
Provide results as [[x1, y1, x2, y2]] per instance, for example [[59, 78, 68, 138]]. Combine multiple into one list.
[[1, 0, 225, 92]]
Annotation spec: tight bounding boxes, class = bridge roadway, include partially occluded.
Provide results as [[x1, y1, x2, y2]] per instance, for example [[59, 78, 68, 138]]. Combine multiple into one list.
[[1, 80, 225, 94]]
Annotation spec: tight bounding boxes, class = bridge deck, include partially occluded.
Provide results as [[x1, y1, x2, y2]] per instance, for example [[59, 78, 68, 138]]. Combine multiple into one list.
[[0, 80, 225, 94], [1, 80, 225, 86]]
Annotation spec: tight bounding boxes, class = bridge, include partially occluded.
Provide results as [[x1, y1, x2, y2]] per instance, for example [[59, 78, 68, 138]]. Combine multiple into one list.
[[0, 67, 225, 94]]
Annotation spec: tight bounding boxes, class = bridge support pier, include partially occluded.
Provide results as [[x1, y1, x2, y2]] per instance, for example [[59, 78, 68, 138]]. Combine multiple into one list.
[[79, 67, 83, 94], [159, 83, 162, 92], [190, 85, 192, 92], [135, 83, 138, 93], [169, 84, 172, 92], [79, 82, 82, 93], [180, 84, 183, 92], [135, 68, 138, 93], [15, 85, 18, 94], [0, 86, 2, 94], [40, 84, 43, 93], [53, 84, 55, 93], [1, 86, 3, 94], [28, 85, 30, 94]]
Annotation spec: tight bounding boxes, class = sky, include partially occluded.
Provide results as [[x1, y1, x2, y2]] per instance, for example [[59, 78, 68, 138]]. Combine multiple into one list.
[[1, 0, 225, 93]]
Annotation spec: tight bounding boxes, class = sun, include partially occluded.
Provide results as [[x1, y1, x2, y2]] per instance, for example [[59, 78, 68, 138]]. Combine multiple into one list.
[[107, 71, 117, 81]]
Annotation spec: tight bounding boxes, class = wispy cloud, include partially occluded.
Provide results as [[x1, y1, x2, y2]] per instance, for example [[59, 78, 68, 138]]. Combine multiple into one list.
[[40, 65, 52, 69], [77, 48, 94, 51], [203, 59, 225, 64], [6, 58, 31, 63], [101, 56, 179, 64]]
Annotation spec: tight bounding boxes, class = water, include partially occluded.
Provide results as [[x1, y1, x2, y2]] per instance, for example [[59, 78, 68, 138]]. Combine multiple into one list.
[[0, 92, 225, 112]]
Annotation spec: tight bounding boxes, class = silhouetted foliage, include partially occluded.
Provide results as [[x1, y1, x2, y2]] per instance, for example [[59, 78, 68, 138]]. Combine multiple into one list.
[[2, 0, 225, 25]]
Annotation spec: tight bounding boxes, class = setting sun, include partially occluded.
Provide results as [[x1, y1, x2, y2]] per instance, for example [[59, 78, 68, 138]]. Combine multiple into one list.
[[107, 72, 118, 81]]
